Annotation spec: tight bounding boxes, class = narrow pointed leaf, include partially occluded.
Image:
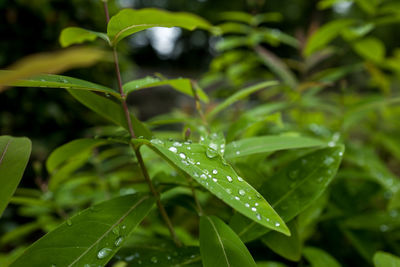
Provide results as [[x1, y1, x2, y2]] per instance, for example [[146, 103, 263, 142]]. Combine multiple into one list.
[[123, 77, 208, 102], [225, 135, 325, 159], [0, 71, 119, 97], [230, 146, 344, 242], [0, 136, 31, 217], [10, 194, 155, 267], [0, 47, 105, 91], [107, 8, 212, 46], [373, 251, 400, 267], [138, 139, 289, 235], [67, 90, 152, 139], [200, 216, 257, 267], [303, 247, 342, 267], [60, 27, 110, 47], [207, 80, 279, 120]]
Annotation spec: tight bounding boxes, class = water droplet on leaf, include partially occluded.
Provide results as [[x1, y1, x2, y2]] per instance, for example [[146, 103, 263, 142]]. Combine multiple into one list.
[[97, 248, 112, 259]]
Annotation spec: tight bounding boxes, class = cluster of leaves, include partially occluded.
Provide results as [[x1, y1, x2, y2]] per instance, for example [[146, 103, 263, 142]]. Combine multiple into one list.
[[1, 0, 400, 266]]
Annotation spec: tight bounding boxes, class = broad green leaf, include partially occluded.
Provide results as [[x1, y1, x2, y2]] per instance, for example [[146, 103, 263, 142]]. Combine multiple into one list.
[[59, 27, 110, 47], [207, 80, 279, 120], [304, 19, 354, 57], [67, 90, 152, 139], [0, 71, 119, 97], [373, 251, 400, 267], [225, 135, 325, 159], [261, 221, 302, 261], [0, 47, 105, 91], [199, 216, 257, 267], [353, 37, 385, 63], [46, 139, 107, 173], [107, 8, 212, 46], [254, 45, 298, 88], [123, 77, 208, 103], [230, 146, 344, 242], [10, 194, 154, 267], [303, 247, 342, 267], [139, 139, 289, 235], [0, 136, 31, 217]]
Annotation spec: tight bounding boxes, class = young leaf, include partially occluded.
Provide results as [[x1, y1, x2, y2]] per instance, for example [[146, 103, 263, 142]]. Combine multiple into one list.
[[10, 194, 154, 267], [0, 71, 119, 97], [373, 251, 400, 267], [225, 135, 325, 159], [46, 139, 108, 173], [230, 146, 344, 242], [261, 221, 302, 261], [138, 139, 289, 235], [123, 77, 209, 103], [0, 47, 105, 91], [67, 90, 152, 139], [0, 136, 31, 217], [304, 19, 354, 57], [199, 216, 257, 267], [207, 80, 279, 120], [107, 8, 212, 46], [59, 27, 110, 47], [303, 247, 342, 267]]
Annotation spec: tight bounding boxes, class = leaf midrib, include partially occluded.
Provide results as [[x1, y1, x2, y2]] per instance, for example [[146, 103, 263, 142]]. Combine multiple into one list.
[[207, 217, 230, 267], [0, 139, 12, 167], [67, 195, 149, 266]]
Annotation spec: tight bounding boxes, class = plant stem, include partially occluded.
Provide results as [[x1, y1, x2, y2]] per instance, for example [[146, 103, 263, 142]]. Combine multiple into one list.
[[190, 80, 209, 131], [103, 1, 181, 247]]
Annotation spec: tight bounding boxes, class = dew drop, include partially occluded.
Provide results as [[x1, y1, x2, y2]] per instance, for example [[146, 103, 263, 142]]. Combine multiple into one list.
[[66, 219, 72, 226], [112, 227, 120, 235], [200, 174, 207, 179], [245, 203, 250, 207], [212, 178, 217, 182], [237, 176, 244, 182], [380, 224, 389, 232], [173, 142, 182, 147], [114, 236, 124, 247], [206, 147, 218, 158], [251, 207, 257, 212], [212, 169, 218, 174], [167, 255, 171, 260], [235, 196, 240, 200], [226, 188, 232, 194], [236, 151, 241, 155], [97, 248, 112, 259], [324, 157, 334, 165], [256, 213, 262, 220], [151, 256, 158, 263], [179, 153, 186, 159], [169, 147, 177, 153], [255, 202, 259, 206], [196, 161, 201, 165], [275, 222, 280, 227], [239, 189, 245, 196], [226, 176, 233, 182]]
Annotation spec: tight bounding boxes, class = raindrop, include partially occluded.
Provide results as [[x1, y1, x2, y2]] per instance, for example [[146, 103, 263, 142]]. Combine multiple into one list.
[[226, 188, 232, 194], [66, 219, 72, 226], [324, 157, 334, 165], [245, 203, 250, 207], [169, 147, 177, 153], [196, 162, 201, 165], [112, 227, 120, 235], [212, 169, 218, 174], [379, 224, 389, 232], [251, 207, 257, 212], [275, 222, 280, 227], [179, 153, 186, 159], [206, 147, 218, 158], [209, 143, 218, 150], [212, 178, 217, 182], [226, 176, 233, 182], [236, 151, 241, 155], [125, 255, 135, 261], [239, 189, 245, 196], [173, 142, 182, 147], [114, 237, 124, 247], [97, 248, 112, 259], [167, 255, 171, 260], [150, 139, 164, 145], [121, 225, 126, 230], [255, 203, 259, 206], [256, 213, 262, 220], [256, 193, 262, 199], [237, 176, 244, 182], [390, 210, 398, 218], [200, 174, 207, 179], [151, 256, 158, 263], [235, 196, 240, 200]]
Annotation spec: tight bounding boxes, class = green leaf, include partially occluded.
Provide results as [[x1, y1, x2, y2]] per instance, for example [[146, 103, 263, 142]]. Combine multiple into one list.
[[303, 247, 342, 267], [0, 136, 31, 217], [107, 8, 212, 46], [353, 37, 385, 63], [207, 80, 279, 120], [123, 77, 209, 103], [199, 216, 257, 267], [304, 19, 354, 57], [10, 194, 154, 267], [0, 71, 119, 97], [67, 90, 152, 139], [225, 135, 325, 159], [59, 27, 110, 47], [140, 138, 289, 235], [261, 221, 302, 261], [256, 262, 288, 267], [373, 251, 400, 267], [230, 146, 344, 242], [342, 210, 400, 232], [46, 139, 107, 173], [0, 47, 105, 91]]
